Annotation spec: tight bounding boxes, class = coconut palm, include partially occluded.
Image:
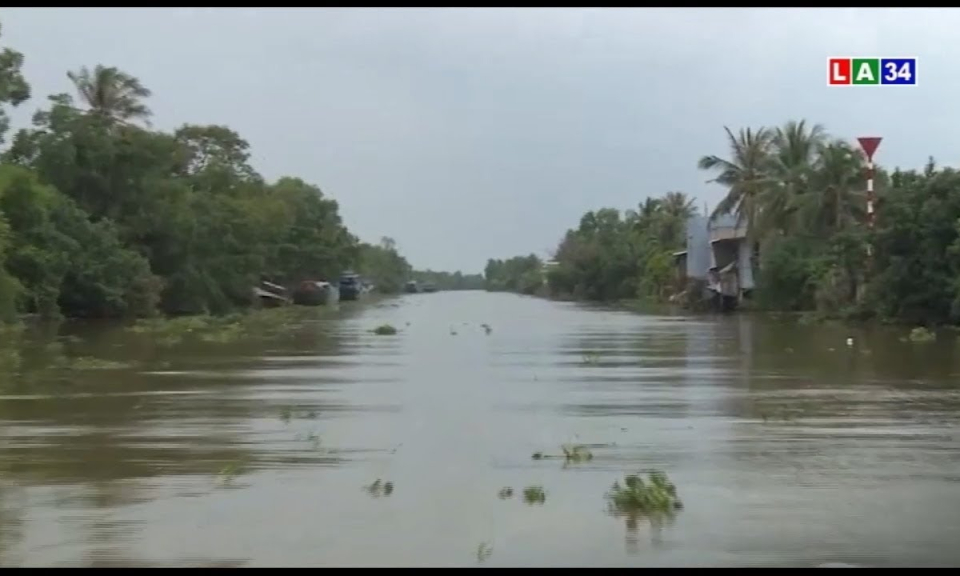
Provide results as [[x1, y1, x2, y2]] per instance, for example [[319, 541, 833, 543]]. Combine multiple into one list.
[[697, 126, 774, 239], [757, 120, 828, 236], [660, 191, 696, 220], [796, 140, 865, 233], [658, 191, 697, 246], [66, 65, 152, 126]]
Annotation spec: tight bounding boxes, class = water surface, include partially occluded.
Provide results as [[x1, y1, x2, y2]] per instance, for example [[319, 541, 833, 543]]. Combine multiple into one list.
[[1, 292, 959, 567]]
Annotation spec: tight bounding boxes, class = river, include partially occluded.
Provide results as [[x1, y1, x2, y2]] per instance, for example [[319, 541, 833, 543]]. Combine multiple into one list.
[[1, 291, 959, 567]]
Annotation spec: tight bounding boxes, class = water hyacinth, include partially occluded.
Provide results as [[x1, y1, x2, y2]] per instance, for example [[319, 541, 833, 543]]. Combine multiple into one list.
[[372, 324, 398, 335], [605, 470, 683, 516]]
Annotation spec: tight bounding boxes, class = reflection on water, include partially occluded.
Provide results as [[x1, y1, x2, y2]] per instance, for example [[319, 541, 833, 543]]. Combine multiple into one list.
[[1, 292, 960, 567]]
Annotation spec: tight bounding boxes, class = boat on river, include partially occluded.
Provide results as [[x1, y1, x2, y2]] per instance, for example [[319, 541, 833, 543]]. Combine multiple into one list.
[[291, 280, 339, 306], [339, 271, 363, 301]]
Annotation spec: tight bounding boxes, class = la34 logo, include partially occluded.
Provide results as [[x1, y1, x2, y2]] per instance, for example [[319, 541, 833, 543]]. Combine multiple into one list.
[[828, 58, 917, 86]]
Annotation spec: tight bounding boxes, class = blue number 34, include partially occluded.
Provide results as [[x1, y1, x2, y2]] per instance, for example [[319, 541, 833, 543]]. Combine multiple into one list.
[[881, 59, 916, 85]]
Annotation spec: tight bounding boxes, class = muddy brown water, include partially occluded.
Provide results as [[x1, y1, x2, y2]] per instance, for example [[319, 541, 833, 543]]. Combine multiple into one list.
[[1, 291, 959, 567]]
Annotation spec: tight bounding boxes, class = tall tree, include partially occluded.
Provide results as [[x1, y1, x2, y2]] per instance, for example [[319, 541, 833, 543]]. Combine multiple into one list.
[[0, 22, 30, 144], [66, 65, 152, 126], [758, 120, 827, 236], [697, 126, 773, 240]]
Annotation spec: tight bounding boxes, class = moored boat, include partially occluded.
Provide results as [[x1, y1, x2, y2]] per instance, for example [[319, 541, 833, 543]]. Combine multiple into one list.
[[339, 271, 362, 301], [292, 280, 339, 306]]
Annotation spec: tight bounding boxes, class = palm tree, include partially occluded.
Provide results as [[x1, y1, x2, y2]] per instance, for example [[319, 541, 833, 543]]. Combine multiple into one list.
[[797, 140, 865, 233], [66, 65, 152, 126], [757, 120, 828, 236], [658, 191, 697, 247], [660, 191, 696, 220], [697, 126, 774, 239], [638, 197, 662, 219]]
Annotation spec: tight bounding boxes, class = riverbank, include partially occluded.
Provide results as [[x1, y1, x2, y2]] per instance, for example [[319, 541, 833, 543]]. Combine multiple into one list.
[[0, 295, 396, 383], [499, 288, 949, 341]]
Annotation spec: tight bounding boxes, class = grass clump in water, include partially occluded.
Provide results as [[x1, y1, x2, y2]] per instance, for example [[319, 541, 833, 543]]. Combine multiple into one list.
[[497, 487, 514, 499], [907, 326, 936, 343], [216, 461, 245, 487], [70, 357, 135, 371], [481, 323, 492, 335], [364, 479, 394, 497], [476, 542, 493, 563], [522, 485, 546, 505], [561, 444, 593, 463], [129, 308, 318, 346], [372, 324, 398, 336], [605, 470, 683, 516], [532, 444, 594, 463]]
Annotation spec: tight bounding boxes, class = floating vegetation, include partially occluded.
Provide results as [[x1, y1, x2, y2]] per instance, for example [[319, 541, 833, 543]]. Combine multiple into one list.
[[561, 444, 593, 463], [532, 444, 595, 463], [364, 479, 394, 498], [372, 324, 398, 336], [581, 352, 600, 365], [481, 323, 492, 335], [69, 357, 135, 371], [605, 471, 683, 516], [0, 346, 22, 374], [476, 542, 493, 563], [300, 430, 321, 450], [497, 487, 514, 499], [128, 307, 322, 346], [216, 462, 245, 487], [522, 485, 546, 505], [907, 326, 936, 343], [279, 406, 293, 424], [759, 408, 797, 423], [199, 322, 245, 343], [156, 334, 183, 348], [449, 327, 458, 336]]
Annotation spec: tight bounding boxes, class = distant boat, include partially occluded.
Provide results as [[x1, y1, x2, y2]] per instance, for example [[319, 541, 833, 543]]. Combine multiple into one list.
[[253, 280, 290, 308], [404, 280, 419, 294], [292, 280, 338, 306], [339, 271, 363, 301], [422, 282, 437, 293]]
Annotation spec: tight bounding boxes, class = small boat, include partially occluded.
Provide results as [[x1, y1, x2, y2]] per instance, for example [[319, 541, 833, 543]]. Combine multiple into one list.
[[253, 280, 290, 308], [253, 287, 289, 308], [339, 271, 363, 301], [292, 280, 339, 306], [422, 282, 437, 293], [404, 281, 419, 293]]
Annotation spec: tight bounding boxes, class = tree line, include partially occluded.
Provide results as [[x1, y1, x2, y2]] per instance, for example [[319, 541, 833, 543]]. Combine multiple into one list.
[[0, 21, 467, 323], [487, 119, 960, 326]]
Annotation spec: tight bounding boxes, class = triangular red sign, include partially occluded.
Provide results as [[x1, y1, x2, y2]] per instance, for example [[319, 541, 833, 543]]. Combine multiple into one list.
[[857, 137, 882, 159]]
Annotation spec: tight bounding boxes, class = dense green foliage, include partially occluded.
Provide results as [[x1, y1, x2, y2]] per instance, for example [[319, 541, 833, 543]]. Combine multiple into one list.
[[488, 119, 960, 325], [0, 21, 470, 322], [355, 237, 411, 295], [485, 192, 695, 301], [410, 269, 484, 291], [484, 254, 544, 295]]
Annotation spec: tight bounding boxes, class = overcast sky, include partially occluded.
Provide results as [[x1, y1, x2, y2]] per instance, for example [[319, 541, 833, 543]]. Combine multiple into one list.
[[1, 8, 954, 273]]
